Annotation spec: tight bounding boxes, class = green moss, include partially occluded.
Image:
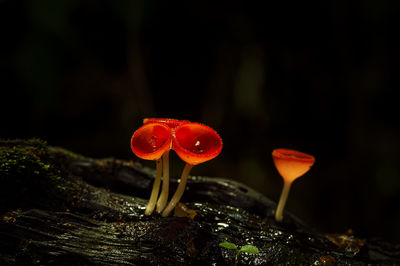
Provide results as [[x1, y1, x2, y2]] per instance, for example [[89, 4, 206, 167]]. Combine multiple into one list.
[[0, 138, 77, 214], [0, 138, 69, 192], [62, 149, 84, 159], [56, 185, 67, 190]]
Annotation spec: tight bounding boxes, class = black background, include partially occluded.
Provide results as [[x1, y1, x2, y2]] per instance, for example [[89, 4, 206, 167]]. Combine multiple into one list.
[[1, 1, 399, 242]]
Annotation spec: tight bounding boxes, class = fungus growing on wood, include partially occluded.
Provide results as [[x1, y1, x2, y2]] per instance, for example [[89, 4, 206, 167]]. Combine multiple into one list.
[[142, 118, 190, 212], [272, 148, 315, 222], [161, 122, 222, 217], [143, 118, 190, 129], [131, 123, 172, 215]]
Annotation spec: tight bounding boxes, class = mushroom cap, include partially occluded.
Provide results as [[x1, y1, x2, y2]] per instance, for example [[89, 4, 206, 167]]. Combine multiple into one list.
[[272, 149, 315, 182], [143, 118, 190, 130], [173, 122, 222, 165], [131, 123, 172, 160]]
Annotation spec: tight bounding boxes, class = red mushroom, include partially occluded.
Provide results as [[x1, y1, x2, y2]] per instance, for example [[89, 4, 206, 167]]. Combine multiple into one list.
[[131, 123, 172, 215], [161, 122, 223, 217], [272, 148, 315, 222], [142, 118, 190, 212]]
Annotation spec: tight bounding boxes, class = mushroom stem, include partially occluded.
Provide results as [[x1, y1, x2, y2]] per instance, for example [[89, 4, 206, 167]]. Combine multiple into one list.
[[156, 150, 170, 213], [144, 158, 163, 215], [161, 163, 193, 217], [275, 179, 292, 222]]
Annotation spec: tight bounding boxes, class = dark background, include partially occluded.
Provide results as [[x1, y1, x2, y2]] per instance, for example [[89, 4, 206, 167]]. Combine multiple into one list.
[[1, 1, 399, 242]]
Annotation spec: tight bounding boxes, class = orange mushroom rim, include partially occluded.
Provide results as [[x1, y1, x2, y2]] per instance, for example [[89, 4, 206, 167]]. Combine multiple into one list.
[[131, 119, 223, 165], [272, 149, 315, 164], [143, 118, 190, 130]]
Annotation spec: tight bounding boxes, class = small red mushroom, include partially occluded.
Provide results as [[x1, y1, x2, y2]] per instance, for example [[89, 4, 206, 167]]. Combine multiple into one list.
[[161, 122, 223, 217], [142, 118, 190, 213], [131, 123, 172, 215], [272, 148, 315, 222]]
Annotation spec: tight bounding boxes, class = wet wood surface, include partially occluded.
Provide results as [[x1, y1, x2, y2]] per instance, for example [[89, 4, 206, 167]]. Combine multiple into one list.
[[1, 139, 399, 265]]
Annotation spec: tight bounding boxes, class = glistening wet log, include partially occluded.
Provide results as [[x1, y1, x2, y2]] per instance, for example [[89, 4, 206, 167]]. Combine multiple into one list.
[[1, 139, 399, 265]]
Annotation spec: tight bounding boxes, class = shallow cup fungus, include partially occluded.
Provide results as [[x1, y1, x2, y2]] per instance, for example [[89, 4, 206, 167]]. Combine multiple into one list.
[[131, 123, 172, 215], [142, 118, 190, 212], [272, 148, 315, 222], [161, 122, 223, 217], [131, 119, 222, 217]]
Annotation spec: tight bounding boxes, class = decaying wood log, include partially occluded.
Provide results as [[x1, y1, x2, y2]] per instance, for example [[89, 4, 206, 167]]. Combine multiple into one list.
[[1, 139, 399, 265]]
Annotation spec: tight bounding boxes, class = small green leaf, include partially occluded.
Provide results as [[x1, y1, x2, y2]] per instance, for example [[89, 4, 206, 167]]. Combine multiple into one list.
[[239, 244, 259, 254], [219, 242, 238, 250]]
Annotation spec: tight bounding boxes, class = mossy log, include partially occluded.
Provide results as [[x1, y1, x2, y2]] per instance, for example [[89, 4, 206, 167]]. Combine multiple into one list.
[[1, 139, 399, 265]]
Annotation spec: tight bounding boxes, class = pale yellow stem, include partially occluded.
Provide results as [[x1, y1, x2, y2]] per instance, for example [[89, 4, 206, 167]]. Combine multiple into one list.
[[156, 150, 170, 213], [144, 158, 162, 215], [161, 163, 193, 217], [275, 179, 292, 222]]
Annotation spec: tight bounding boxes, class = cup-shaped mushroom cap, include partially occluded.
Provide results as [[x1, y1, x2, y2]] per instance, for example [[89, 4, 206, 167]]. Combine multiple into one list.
[[272, 149, 315, 182], [173, 122, 222, 165], [143, 118, 190, 130], [131, 123, 172, 160]]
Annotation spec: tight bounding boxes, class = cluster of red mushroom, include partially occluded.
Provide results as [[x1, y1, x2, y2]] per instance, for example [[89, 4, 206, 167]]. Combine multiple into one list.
[[131, 118, 223, 217], [131, 117, 315, 222]]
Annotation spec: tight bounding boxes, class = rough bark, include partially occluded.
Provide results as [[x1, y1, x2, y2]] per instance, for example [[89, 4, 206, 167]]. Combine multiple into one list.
[[0, 139, 399, 265]]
